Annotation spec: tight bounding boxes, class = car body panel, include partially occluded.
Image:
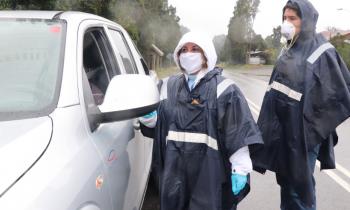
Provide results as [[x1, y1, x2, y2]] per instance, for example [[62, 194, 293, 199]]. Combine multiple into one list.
[[0, 11, 156, 210], [75, 18, 151, 210], [0, 117, 52, 196], [0, 106, 111, 210], [56, 12, 118, 108]]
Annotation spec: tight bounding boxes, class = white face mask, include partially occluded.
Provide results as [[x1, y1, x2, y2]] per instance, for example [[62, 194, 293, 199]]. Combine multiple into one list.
[[281, 21, 296, 40], [179, 52, 203, 74]]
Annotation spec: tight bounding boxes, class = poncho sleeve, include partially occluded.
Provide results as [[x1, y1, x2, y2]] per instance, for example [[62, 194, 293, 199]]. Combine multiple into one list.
[[304, 49, 350, 139], [217, 83, 263, 156]]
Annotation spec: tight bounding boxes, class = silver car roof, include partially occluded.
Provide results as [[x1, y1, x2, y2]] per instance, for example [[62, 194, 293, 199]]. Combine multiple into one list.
[[0, 10, 114, 24]]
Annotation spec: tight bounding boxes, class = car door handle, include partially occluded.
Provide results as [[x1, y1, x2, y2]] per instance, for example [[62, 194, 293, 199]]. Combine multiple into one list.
[[133, 119, 140, 130]]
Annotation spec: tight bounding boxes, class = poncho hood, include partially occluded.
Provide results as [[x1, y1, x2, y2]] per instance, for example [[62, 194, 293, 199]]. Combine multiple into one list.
[[174, 31, 217, 71]]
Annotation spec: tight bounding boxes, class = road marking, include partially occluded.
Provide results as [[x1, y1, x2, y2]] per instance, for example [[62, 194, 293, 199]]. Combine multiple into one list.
[[336, 163, 350, 179], [245, 97, 261, 110], [224, 72, 264, 116], [247, 102, 260, 116], [240, 79, 350, 192], [317, 162, 350, 193], [224, 71, 268, 87], [249, 98, 350, 191]]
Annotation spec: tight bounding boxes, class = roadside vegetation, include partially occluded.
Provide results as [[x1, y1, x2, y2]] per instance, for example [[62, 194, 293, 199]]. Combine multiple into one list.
[[330, 34, 350, 69], [0, 0, 182, 60], [155, 66, 179, 79], [155, 64, 274, 79], [219, 63, 274, 70], [1, 0, 348, 70]]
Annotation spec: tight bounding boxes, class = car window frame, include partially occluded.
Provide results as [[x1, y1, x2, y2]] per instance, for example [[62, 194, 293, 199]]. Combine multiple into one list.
[[81, 26, 121, 131], [107, 27, 139, 74]]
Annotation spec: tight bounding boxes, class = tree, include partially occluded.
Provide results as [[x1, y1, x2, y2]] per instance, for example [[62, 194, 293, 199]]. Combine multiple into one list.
[[1, 0, 181, 63], [271, 26, 282, 49], [180, 25, 190, 35], [213, 34, 226, 62], [264, 26, 282, 64], [133, 1, 181, 56], [0, 0, 56, 9], [224, 0, 260, 64], [330, 34, 350, 69], [0, 0, 114, 15], [0, 0, 12, 9], [251, 34, 266, 51], [326, 26, 338, 40]]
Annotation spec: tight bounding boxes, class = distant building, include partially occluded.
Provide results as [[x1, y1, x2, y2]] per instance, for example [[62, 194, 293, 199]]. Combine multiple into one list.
[[320, 29, 350, 40], [335, 32, 350, 45], [342, 33, 350, 44], [147, 44, 164, 71], [327, 31, 350, 45], [247, 51, 267, 65]]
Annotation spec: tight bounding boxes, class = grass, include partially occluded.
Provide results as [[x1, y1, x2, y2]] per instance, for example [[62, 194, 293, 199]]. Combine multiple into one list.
[[155, 66, 179, 79], [154, 64, 274, 79], [218, 63, 274, 70]]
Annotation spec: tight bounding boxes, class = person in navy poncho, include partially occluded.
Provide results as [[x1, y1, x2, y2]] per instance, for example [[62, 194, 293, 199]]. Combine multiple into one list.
[[251, 0, 350, 209], [140, 31, 263, 210]]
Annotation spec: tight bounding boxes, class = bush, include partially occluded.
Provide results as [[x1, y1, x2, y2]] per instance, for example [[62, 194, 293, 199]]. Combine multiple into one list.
[[264, 48, 281, 65], [330, 35, 350, 70], [337, 45, 350, 70]]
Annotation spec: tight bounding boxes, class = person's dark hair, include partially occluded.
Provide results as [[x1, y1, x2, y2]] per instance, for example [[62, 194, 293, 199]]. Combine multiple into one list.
[[283, 1, 302, 19]]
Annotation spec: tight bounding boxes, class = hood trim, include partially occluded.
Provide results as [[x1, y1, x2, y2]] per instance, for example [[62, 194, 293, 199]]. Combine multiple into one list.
[[174, 31, 217, 72], [285, 0, 318, 39]]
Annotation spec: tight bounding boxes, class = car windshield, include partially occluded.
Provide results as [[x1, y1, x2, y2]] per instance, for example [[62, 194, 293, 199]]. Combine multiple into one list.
[[0, 18, 66, 121]]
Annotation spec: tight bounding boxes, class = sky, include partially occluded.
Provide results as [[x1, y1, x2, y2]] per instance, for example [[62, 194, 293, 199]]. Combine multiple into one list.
[[168, 0, 350, 38]]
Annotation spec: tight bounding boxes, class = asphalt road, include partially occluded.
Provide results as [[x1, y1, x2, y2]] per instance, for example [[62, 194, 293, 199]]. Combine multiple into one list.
[[224, 69, 350, 210], [142, 67, 350, 210]]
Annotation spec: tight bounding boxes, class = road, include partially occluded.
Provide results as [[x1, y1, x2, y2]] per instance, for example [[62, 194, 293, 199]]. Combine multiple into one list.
[[224, 68, 350, 210], [142, 67, 350, 210]]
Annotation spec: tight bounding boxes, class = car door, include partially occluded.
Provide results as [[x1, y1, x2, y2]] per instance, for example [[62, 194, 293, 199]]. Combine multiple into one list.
[[78, 21, 143, 210], [106, 27, 153, 210], [81, 21, 148, 210]]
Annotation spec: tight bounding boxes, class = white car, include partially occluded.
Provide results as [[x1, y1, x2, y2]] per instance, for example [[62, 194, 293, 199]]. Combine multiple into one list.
[[0, 11, 159, 210]]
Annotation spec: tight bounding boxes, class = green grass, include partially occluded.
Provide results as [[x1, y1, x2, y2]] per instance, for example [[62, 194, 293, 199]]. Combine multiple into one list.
[[154, 64, 274, 79], [155, 66, 179, 79], [218, 63, 274, 70]]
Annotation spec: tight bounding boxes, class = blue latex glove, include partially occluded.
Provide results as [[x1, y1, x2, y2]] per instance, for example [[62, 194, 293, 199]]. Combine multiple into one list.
[[143, 110, 157, 118], [231, 173, 247, 195], [139, 110, 157, 128]]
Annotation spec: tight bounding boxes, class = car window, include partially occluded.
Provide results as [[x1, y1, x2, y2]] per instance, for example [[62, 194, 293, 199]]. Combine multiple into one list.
[[83, 28, 120, 105], [0, 18, 66, 121], [108, 29, 138, 74], [129, 37, 150, 75]]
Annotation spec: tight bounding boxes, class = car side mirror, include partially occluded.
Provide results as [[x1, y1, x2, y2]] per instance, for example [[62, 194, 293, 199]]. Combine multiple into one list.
[[98, 74, 159, 122]]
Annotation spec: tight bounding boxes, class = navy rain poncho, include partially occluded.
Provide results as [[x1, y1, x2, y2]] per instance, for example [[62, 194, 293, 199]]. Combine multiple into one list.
[[143, 32, 263, 210], [251, 0, 350, 207]]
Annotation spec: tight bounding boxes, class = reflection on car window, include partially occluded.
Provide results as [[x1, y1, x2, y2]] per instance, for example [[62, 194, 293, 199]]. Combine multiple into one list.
[[83, 28, 119, 105], [108, 29, 137, 74], [0, 19, 65, 120]]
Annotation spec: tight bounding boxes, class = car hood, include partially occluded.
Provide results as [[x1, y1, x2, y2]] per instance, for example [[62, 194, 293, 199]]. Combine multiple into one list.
[[0, 117, 52, 196]]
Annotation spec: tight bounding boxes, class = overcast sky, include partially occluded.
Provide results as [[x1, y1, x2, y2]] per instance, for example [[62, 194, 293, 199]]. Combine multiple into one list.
[[168, 0, 350, 38]]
